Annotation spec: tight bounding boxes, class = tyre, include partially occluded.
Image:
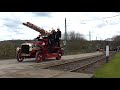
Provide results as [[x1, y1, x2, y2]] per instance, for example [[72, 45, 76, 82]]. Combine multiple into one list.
[[56, 54, 61, 60], [16, 51, 24, 62], [35, 51, 44, 63]]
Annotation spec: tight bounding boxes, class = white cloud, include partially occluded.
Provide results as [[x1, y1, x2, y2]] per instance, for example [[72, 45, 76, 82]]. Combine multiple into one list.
[[0, 12, 120, 41]]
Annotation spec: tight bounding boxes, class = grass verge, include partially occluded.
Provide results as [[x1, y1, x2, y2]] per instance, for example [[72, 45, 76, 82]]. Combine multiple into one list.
[[94, 53, 120, 78]]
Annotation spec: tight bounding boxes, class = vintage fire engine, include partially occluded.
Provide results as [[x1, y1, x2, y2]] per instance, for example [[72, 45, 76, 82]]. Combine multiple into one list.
[[16, 22, 64, 63]]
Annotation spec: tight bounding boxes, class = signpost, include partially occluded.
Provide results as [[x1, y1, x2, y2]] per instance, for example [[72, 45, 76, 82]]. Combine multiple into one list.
[[63, 41, 66, 46]]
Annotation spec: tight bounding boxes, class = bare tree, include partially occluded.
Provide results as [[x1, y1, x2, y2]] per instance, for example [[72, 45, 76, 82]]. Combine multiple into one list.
[[112, 35, 120, 41], [111, 35, 120, 50], [75, 33, 85, 40], [69, 31, 76, 40], [66, 31, 86, 41]]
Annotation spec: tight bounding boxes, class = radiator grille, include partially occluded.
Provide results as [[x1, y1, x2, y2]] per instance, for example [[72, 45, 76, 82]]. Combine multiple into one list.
[[21, 45, 29, 54]]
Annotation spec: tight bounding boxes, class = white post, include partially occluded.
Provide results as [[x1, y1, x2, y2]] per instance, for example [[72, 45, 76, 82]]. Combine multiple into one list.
[[106, 45, 109, 63]]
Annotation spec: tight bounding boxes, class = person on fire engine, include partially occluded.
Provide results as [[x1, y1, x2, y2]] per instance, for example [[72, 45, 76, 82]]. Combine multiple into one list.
[[35, 34, 43, 41], [52, 29, 57, 45], [48, 31, 54, 53], [55, 28, 61, 47]]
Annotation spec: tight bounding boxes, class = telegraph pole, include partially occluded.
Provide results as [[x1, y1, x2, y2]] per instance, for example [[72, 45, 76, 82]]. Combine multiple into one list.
[[89, 31, 91, 41], [65, 18, 67, 41], [89, 31, 92, 52], [64, 18, 67, 54]]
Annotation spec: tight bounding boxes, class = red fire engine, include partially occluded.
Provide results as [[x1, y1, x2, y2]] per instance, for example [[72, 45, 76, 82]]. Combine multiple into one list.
[[16, 22, 64, 63]]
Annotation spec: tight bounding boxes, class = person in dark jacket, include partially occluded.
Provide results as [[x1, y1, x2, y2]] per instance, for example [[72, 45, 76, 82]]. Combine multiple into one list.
[[48, 32, 54, 53], [52, 30, 57, 45], [55, 28, 61, 47]]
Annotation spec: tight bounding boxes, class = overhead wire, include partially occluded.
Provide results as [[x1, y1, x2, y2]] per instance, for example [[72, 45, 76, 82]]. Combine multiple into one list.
[[66, 14, 120, 40], [79, 14, 120, 22]]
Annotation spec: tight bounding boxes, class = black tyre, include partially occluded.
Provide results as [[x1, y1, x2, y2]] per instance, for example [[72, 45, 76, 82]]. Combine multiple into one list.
[[56, 54, 61, 60], [35, 51, 44, 63], [16, 51, 24, 62]]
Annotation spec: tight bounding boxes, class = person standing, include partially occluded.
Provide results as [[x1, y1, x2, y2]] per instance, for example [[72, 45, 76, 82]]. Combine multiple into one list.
[[48, 32, 54, 53], [52, 30, 57, 46], [55, 28, 61, 47]]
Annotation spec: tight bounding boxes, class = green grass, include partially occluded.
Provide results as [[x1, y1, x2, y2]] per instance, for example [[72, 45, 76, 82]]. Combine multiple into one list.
[[94, 53, 120, 78]]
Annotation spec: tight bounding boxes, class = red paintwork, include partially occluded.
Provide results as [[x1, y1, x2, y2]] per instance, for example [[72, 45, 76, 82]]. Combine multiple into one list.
[[46, 53, 59, 58], [19, 37, 64, 61]]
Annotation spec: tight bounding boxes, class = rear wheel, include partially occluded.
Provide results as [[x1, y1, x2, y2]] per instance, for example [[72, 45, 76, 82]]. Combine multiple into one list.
[[35, 51, 44, 63], [56, 54, 61, 60], [17, 51, 24, 62]]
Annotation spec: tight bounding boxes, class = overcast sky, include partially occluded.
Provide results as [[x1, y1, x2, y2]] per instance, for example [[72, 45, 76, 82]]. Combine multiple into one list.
[[0, 12, 120, 41]]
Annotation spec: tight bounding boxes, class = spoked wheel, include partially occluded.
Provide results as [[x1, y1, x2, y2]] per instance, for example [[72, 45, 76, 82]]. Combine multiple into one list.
[[35, 51, 44, 63], [17, 52, 24, 62], [56, 54, 61, 60]]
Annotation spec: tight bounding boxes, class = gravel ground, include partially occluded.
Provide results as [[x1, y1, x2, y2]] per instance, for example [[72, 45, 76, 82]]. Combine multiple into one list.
[[45, 55, 105, 71], [0, 52, 103, 78], [45, 53, 115, 75]]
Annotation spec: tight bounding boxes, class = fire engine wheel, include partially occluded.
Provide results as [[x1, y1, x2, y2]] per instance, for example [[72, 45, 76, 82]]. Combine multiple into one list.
[[35, 51, 44, 63], [56, 54, 61, 60], [17, 52, 24, 62]]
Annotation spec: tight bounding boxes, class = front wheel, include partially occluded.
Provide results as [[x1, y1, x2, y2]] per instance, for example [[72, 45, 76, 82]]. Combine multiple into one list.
[[35, 51, 44, 63], [16, 52, 24, 62], [56, 54, 61, 60]]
